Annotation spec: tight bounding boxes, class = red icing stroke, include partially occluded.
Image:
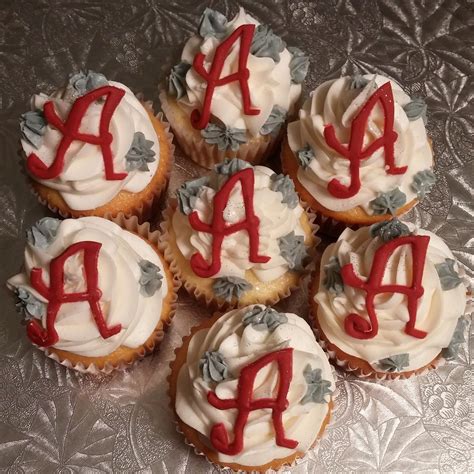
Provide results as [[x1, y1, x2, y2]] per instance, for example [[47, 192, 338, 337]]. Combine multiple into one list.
[[323, 82, 406, 199], [207, 347, 298, 455], [341, 235, 430, 340], [191, 24, 260, 130], [26, 241, 121, 347], [189, 167, 270, 278], [26, 86, 127, 181]]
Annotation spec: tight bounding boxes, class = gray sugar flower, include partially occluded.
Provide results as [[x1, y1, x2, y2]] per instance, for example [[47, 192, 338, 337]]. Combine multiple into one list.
[[350, 74, 369, 89], [20, 110, 47, 149], [260, 105, 286, 136], [369, 188, 407, 215], [201, 123, 247, 151], [370, 218, 411, 242], [323, 256, 344, 295], [213, 277, 252, 303], [403, 97, 427, 123], [270, 173, 299, 209], [214, 158, 251, 176], [296, 144, 315, 169], [242, 306, 288, 331], [442, 317, 468, 360], [435, 258, 463, 291], [301, 364, 333, 404], [411, 169, 436, 199], [125, 132, 156, 172], [138, 260, 163, 297], [26, 217, 61, 249], [15, 288, 45, 320], [198, 8, 228, 39], [378, 353, 410, 372], [168, 61, 191, 100], [288, 47, 309, 84], [278, 232, 307, 271], [250, 24, 286, 63], [200, 350, 229, 382], [69, 70, 108, 95], [176, 176, 209, 215]]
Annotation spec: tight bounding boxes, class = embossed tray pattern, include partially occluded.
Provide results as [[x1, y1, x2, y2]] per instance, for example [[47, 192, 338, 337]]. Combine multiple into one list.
[[0, 0, 472, 472]]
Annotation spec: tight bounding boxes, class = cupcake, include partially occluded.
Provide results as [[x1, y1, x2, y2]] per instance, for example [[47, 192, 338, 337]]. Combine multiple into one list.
[[282, 74, 435, 230], [160, 159, 317, 309], [161, 7, 309, 169], [169, 305, 335, 471], [7, 216, 177, 373], [20, 70, 174, 220], [310, 220, 468, 379]]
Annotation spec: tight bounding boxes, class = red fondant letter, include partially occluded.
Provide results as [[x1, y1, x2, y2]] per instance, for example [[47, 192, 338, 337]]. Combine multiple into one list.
[[189, 168, 270, 277], [26, 241, 121, 347], [324, 82, 405, 199], [191, 24, 260, 130], [207, 348, 298, 455], [341, 235, 430, 340], [27, 86, 127, 181]]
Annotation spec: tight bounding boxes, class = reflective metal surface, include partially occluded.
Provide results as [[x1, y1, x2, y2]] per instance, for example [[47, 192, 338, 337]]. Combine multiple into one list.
[[0, 1, 472, 472]]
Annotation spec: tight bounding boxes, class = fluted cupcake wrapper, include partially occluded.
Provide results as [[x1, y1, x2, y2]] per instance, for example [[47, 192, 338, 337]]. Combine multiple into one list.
[[167, 313, 335, 473], [159, 90, 283, 170], [35, 213, 180, 374], [159, 199, 321, 311], [20, 105, 175, 224]]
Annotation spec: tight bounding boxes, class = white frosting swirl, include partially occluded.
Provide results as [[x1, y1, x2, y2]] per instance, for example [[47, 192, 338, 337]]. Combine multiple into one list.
[[7, 217, 168, 357], [176, 306, 334, 466], [287, 75, 433, 213], [173, 165, 306, 282], [22, 81, 159, 210], [315, 226, 467, 371], [178, 7, 302, 136]]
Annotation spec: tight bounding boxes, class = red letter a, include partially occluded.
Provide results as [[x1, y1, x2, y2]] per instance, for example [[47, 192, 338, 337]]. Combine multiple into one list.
[[191, 24, 260, 130], [26, 86, 127, 181], [188, 168, 270, 278], [26, 241, 121, 347]]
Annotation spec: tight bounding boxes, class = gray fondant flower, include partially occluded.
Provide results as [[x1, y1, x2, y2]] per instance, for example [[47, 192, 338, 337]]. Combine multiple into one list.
[[201, 123, 247, 151], [350, 74, 369, 89], [69, 70, 108, 95], [403, 97, 427, 123], [214, 158, 251, 176], [176, 176, 209, 215], [278, 232, 307, 271], [260, 105, 287, 136], [411, 169, 436, 199], [370, 218, 411, 242], [213, 277, 252, 303], [125, 132, 156, 172], [323, 256, 344, 295], [369, 188, 407, 215], [442, 317, 468, 360], [270, 173, 299, 209], [378, 353, 410, 372], [198, 8, 228, 39], [138, 260, 163, 297], [200, 350, 229, 382], [20, 110, 47, 149], [26, 217, 61, 249], [301, 364, 333, 404], [296, 144, 315, 169], [15, 288, 45, 320], [168, 61, 191, 100], [242, 306, 288, 331], [288, 46, 309, 84], [250, 24, 286, 63], [435, 258, 463, 291]]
